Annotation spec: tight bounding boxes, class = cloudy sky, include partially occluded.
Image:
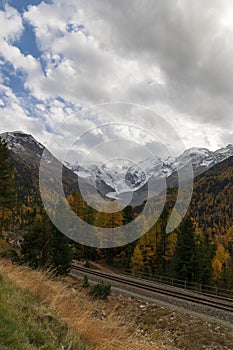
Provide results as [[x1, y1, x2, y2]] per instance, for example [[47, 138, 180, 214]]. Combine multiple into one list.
[[0, 0, 233, 164]]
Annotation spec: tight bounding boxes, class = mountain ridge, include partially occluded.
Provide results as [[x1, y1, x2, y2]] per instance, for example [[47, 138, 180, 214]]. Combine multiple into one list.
[[0, 131, 81, 204], [1, 131, 233, 203], [67, 142, 233, 198]]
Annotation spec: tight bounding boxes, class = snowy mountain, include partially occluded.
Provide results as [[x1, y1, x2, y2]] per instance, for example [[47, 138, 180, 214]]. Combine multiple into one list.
[[68, 144, 233, 198], [0, 131, 53, 163], [0, 131, 81, 201], [1, 130, 42, 150], [1, 131, 233, 201]]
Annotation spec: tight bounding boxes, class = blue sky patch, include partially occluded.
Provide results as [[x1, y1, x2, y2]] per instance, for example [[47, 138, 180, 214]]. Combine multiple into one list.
[[14, 18, 42, 59], [66, 24, 85, 33], [0, 58, 28, 96], [8, 0, 52, 13]]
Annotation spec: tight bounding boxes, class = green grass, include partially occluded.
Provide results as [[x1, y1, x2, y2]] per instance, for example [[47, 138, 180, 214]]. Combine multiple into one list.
[[0, 272, 89, 350]]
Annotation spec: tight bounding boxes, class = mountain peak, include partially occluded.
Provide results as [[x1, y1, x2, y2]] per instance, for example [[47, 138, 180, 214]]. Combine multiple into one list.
[[1, 130, 28, 137], [226, 144, 233, 149], [0, 131, 44, 156], [68, 144, 233, 198], [181, 147, 211, 157], [0, 131, 38, 143]]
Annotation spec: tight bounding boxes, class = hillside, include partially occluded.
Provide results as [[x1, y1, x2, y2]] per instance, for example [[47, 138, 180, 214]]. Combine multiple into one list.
[[1, 259, 233, 350], [0, 267, 87, 349], [190, 155, 233, 235], [0, 259, 168, 350], [1, 131, 82, 205]]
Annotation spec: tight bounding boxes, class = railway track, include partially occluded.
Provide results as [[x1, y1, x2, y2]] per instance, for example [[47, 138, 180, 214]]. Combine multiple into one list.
[[71, 265, 233, 314]]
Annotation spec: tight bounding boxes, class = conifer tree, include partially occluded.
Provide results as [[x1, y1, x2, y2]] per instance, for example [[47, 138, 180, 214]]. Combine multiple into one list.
[[20, 218, 52, 269], [50, 224, 73, 275], [171, 215, 196, 282], [20, 213, 73, 275], [0, 137, 16, 237], [155, 207, 171, 275], [194, 230, 213, 284], [123, 206, 134, 224]]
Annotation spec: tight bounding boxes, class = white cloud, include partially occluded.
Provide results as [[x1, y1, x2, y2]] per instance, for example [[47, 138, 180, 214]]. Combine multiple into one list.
[[0, 5, 23, 42], [0, 84, 41, 133], [22, 1, 170, 107], [1, 0, 233, 162]]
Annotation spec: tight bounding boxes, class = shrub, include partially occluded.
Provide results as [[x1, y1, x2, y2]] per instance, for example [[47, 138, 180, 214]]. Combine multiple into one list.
[[89, 281, 111, 300], [82, 274, 89, 288], [10, 250, 23, 264], [84, 260, 90, 268]]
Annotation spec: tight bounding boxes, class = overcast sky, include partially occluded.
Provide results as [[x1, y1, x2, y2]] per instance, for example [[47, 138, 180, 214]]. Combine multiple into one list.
[[0, 0, 233, 164]]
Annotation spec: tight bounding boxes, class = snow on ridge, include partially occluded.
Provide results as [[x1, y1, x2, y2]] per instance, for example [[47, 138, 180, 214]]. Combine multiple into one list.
[[1, 130, 233, 197], [0, 131, 45, 152], [68, 144, 233, 196]]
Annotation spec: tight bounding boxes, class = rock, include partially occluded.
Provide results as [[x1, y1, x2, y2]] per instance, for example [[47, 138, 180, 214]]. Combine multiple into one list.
[[91, 308, 107, 320]]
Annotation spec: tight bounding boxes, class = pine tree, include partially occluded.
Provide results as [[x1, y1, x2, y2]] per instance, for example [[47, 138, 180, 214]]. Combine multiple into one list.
[[82, 197, 98, 260], [20, 214, 73, 275], [194, 230, 213, 284], [155, 207, 171, 276], [123, 206, 134, 224], [50, 224, 73, 275], [171, 215, 196, 282], [0, 137, 16, 237], [20, 218, 52, 269]]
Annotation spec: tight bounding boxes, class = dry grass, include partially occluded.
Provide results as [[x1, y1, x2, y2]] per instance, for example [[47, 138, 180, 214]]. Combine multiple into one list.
[[0, 259, 174, 350], [0, 269, 88, 349]]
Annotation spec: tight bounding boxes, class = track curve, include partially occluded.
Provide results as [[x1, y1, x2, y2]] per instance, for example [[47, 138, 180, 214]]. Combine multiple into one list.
[[71, 265, 233, 314]]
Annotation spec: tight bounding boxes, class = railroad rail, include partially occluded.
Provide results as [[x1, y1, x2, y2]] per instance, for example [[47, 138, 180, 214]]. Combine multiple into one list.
[[71, 265, 233, 314]]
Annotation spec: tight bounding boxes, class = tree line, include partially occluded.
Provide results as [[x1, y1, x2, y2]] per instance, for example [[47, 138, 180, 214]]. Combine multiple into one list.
[[0, 137, 72, 275], [67, 191, 233, 289]]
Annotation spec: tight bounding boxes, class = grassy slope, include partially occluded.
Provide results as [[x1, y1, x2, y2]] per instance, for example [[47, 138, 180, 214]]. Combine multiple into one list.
[[0, 260, 168, 350], [0, 271, 88, 350], [2, 259, 233, 349]]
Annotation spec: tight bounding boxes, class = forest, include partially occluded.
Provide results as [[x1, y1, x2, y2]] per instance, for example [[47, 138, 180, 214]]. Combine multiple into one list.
[[1, 136, 233, 289]]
